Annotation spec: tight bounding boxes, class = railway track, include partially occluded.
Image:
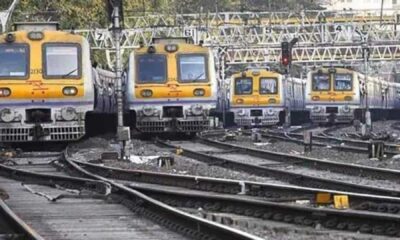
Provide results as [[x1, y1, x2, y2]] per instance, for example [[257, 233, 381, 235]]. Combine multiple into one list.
[[257, 128, 400, 156], [70, 159, 400, 214], [0, 194, 42, 240], [155, 138, 400, 197], [65, 151, 400, 237], [0, 151, 258, 240]]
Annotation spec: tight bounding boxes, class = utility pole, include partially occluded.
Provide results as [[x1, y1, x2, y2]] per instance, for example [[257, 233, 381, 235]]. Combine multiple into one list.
[[362, 39, 371, 132], [109, 0, 130, 159]]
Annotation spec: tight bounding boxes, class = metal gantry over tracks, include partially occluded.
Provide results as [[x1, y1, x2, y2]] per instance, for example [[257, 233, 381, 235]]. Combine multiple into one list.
[[77, 9, 400, 68]]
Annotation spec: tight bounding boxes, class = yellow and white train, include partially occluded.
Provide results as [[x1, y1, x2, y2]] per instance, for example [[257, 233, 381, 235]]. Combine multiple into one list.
[[229, 69, 305, 127], [306, 67, 400, 123], [0, 22, 96, 142], [0, 22, 116, 142], [125, 38, 218, 133]]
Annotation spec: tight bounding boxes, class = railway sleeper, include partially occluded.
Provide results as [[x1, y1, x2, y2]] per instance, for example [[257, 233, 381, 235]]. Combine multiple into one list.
[[74, 160, 400, 215], [141, 191, 400, 237]]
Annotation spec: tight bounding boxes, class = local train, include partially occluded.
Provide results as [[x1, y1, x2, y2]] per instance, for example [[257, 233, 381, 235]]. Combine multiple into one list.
[[1, 22, 399, 143], [228, 66, 400, 126], [305, 67, 400, 123], [229, 69, 305, 127], [125, 38, 218, 133], [0, 22, 113, 142]]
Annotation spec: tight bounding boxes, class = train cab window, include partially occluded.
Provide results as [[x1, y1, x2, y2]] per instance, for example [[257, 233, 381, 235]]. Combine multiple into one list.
[[235, 78, 253, 95], [178, 55, 207, 82], [312, 74, 330, 91], [137, 54, 166, 83], [0, 45, 28, 78], [260, 78, 278, 94], [334, 74, 352, 91], [44, 44, 80, 78]]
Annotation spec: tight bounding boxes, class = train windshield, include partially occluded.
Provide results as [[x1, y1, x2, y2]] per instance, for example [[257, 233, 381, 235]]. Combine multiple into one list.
[[260, 78, 278, 94], [178, 55, 207, 82], [137, 54, 167, 83], [334, 74, 352, 91], [44, 44, 80, 78], [235, 78, 253, 95], [312, 73, 330, 91], [0, 45, 28, 78]]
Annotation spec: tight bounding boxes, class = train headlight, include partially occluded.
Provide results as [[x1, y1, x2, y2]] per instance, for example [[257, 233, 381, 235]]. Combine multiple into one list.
[[28, 31, 44, 40], [312, 96, 320, 101], [236, 98, 244, 104], [267, 109, 275, 116], [193, 88, 205, 96], [0, 88, 11, 97], [141, 89, 153, 97], [165, 44, 178, 53], [238, 109, 246, 116], [61, 107, 77, 121], [147, 46, 156, 54], [191, 104, 203, 116], [0, 108, 14, 122], [342, 106, 350, 113], [142, 106, 155, 117], [5, 33, 15, 43], [344, 96, 353, 101], [312, 106, 321, 113], [63, 87, 78, 96], [268, 98, 277, 104]]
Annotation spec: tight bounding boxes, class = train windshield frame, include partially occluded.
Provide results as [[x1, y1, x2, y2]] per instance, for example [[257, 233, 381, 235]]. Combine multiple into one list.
[[334, 73, 353, 91], [0, 44, 29, 79], [260, 77, 278, 94], [312, 73, 330, 91], [43, 43, 81, 79], [177, 54, 208, 83], [136, 54, 167, 83], [234, 77, 253, 95]]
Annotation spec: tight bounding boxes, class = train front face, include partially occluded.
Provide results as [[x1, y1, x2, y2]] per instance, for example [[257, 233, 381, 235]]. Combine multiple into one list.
[[126, 39, 217, 133], [230, 70, 284, 127], [0, 27, 94, 142], [305, 68, 359, 123]]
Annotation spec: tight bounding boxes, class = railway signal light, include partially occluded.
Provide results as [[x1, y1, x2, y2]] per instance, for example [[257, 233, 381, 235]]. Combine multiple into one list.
[[281, 41, 291, 66]]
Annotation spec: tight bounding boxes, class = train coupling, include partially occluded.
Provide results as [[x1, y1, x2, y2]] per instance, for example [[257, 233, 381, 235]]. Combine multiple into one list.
[[29, 124, 50, 140]]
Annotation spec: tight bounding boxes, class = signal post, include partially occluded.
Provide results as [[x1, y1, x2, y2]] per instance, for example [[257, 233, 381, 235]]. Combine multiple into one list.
[[108, 0, 131, 159], [281, 38, 298, 128]]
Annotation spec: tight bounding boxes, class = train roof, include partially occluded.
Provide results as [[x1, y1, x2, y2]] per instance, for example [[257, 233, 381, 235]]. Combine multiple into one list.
[[13, 22, 60, 31]]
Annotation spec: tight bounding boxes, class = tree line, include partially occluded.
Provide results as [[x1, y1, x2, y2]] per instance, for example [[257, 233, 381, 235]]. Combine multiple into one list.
[[1, 0, 322, 29]]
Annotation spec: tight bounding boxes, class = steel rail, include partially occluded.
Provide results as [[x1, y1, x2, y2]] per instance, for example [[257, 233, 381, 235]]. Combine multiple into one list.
[[71, 160, 400, 214], [199, 137, 400, 181], [126, 182, 400, 237], [156, 139, 400, 197], [62, 151, 261, 240], [0, 198, 43, 240], [262, 129, 400, 156]]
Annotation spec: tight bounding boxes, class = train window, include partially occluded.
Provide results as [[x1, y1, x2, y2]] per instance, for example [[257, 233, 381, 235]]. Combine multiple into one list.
[[260, 78, 278, 94], [235, 78, 252, 95], [312, 74, 330, 91], [43, 44, 80, 79], [178, 55, 207, 82], [0, 44, 28, 78], [137, 54, 166, 83], [334, 74, 352, 91]]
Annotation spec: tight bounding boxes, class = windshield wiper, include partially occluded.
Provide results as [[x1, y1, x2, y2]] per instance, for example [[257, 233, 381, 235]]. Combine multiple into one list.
[[61, 68, 78, 78], [193, 72, 205, 81]]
